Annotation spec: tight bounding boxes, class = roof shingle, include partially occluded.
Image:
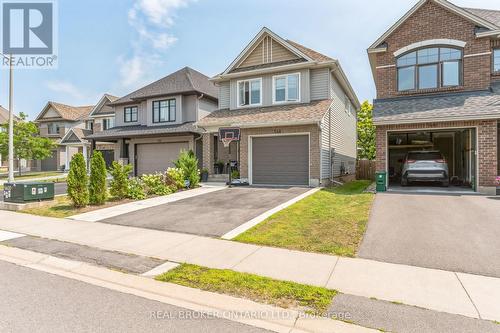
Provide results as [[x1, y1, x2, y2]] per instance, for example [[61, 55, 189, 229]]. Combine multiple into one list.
[[373, 88, 500, 124], [85, 122, 200, 140], [48, 102, 93, 121], [286, 40, 334, 62], [463, 7, 500, 28], [111, 67, 218, 105], [196, 99, 332, 127]]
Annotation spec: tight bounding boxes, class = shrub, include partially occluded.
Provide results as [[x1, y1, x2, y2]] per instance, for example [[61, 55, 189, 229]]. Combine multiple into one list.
[[174, 150, 199, 188], [109, 162, 132, 199], [127, 178, 146, 200], [67, 153, 89, 208], [88, 151, 107, 205], [165, 167, 185, 190], [141, 173, 171, 196], [231, 170, 240, 179]]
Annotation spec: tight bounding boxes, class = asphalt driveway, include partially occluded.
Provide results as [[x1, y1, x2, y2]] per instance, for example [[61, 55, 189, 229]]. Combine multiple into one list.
[[102, 186, 310, 237], [358, 192, 500, 278]]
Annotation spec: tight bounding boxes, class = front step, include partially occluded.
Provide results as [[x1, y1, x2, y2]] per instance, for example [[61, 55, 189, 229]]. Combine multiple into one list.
[[207, 174, 229, 182]]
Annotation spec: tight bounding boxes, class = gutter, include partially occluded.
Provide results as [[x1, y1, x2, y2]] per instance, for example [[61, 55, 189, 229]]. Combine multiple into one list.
[[198, 119, 321, 132]]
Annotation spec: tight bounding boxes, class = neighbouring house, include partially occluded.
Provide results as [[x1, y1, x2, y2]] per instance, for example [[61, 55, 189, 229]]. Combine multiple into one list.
[[85, 67, 218, 176], [35, 94, 118, 171], [196, 27, 360, 186], [368, 0, 500, 194]]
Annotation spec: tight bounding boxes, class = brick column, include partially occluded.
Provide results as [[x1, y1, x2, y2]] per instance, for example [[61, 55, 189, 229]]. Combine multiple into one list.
[[375, 126, 387, 172], [202, 133, 214, 174], [478, 120, 498, 189]]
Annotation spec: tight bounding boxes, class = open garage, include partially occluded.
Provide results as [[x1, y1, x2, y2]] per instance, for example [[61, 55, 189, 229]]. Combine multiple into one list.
[[387, 128, 476, 192]]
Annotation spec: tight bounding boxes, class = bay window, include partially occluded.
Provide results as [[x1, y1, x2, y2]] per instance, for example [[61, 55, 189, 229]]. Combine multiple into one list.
[[237, 78, 261, 107], [273, 73, 300, 103], [153, 99, 176, 123], [397, 47, 462, 91]]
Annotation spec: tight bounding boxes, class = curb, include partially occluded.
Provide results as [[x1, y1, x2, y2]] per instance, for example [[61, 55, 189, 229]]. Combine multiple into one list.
[[0, 245, 377, 333]]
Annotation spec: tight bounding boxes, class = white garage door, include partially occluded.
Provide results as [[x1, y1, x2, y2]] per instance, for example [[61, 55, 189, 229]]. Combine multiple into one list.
[[136, 142, 189, 175], [251, 135, 309, 186]]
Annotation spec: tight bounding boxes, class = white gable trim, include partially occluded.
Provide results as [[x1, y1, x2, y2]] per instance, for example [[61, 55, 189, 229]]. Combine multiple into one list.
[[368, 0, 498, 51], [89, 94, 114, 117], [393, 39, 466, 56], [60, 127, 84, 145], [35, 102, 62, 122], [221, 27, 314, 75]]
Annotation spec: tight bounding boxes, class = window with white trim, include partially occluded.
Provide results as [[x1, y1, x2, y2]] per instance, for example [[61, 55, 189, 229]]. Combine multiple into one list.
[[273, 73, 300, 103], [237, 78, 261, 107], [103, 117, 115, 130], [494, 49, 500, 73]]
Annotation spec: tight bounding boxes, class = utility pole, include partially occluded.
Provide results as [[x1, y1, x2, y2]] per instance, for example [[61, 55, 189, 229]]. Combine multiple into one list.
[[7, 54, 14, 183]]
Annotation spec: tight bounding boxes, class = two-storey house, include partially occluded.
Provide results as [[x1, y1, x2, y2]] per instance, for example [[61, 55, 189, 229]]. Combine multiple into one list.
[[35, 94, 118, 171], [86, 67, 218, 176], [35, 101, 93, 171], [368, 0, 500, 194], [197, 27, 360, 187]]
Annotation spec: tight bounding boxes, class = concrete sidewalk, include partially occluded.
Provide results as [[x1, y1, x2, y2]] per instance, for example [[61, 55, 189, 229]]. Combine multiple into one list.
[[0, 210, 499, 322]]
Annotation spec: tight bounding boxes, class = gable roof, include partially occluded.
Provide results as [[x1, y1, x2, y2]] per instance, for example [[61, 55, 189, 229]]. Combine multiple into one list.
[[110, 67, 218, 106], [0, 106, 11, 123], [221, 27, 325, 76], [286, 40, 333, 62], [89, 93, 119, 117], [60, 127, 92, 144], [35, 102, 93, 122], [368, 0, 499, 51]]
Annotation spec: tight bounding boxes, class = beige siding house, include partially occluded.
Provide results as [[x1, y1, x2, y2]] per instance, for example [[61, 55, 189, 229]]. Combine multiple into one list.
[[86, 67, 218, 176], [197, 27, 360, 186]]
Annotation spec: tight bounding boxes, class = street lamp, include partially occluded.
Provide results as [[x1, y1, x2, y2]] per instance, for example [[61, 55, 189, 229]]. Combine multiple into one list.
[[0, 53, 14, 183]]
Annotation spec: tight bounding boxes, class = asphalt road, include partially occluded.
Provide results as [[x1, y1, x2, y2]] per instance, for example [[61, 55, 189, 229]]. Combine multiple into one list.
[[0, 182, 67, 201], [0, 260, 270, 333]]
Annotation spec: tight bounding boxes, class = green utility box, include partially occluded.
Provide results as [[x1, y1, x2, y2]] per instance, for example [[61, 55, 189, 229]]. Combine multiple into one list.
[[375, 172, 387, 192], [3, 182, 55, 203]]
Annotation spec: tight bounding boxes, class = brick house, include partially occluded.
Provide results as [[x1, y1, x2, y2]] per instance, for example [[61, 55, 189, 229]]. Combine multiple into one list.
[[368, 0, 500, 194], [197, 27, 359, 186]]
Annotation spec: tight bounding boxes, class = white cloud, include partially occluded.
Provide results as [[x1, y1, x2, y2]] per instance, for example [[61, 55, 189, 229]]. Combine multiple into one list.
[[118, 0, 194, 88], [45, 81, 84, 100]]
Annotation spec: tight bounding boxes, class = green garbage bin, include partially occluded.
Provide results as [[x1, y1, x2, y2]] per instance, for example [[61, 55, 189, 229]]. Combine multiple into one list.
[[375, 172, 387, 192], [3, 182, 55, 203]]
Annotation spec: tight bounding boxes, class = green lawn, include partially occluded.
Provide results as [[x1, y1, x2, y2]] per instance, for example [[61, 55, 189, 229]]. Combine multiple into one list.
[[0, 171, 64, 180], [155, 264, 336, 315], [21, 195, 131, 218], [234, 180, 374, 257]]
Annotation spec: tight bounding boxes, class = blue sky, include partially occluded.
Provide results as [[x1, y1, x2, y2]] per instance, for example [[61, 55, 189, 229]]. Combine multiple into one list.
[[2, 0, 499, 120]]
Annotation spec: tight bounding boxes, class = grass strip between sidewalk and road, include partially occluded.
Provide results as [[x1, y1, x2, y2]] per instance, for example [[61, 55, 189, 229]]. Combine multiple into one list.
[[234, 180, 374, 257], [155, 263, 337, 315], [0, 171, 64, 180]]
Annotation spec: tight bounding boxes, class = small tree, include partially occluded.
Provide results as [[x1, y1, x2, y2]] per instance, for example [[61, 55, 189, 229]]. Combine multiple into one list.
[[109, 161, 132, 199], [67, 153, 89, 207], [357, 101, 376, 160], [89, 151, 107, 205], [0, 112, 55, 175], [174, 150, 199, 188]]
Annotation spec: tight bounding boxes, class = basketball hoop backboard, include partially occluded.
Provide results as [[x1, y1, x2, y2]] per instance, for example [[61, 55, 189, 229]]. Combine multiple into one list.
[[218, 127, 240, 142]]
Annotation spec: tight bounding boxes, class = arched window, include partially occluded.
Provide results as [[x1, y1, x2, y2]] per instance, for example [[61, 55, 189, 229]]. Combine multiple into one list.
[[397, 47, 462, 92]]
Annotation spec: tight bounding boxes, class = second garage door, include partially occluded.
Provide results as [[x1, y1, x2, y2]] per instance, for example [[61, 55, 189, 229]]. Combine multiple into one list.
[[251, 135, 309, 186], [136, 142, 189, 175]]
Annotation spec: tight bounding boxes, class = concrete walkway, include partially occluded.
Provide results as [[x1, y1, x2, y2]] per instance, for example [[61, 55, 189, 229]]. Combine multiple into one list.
[[0, 210, 499, 322]]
